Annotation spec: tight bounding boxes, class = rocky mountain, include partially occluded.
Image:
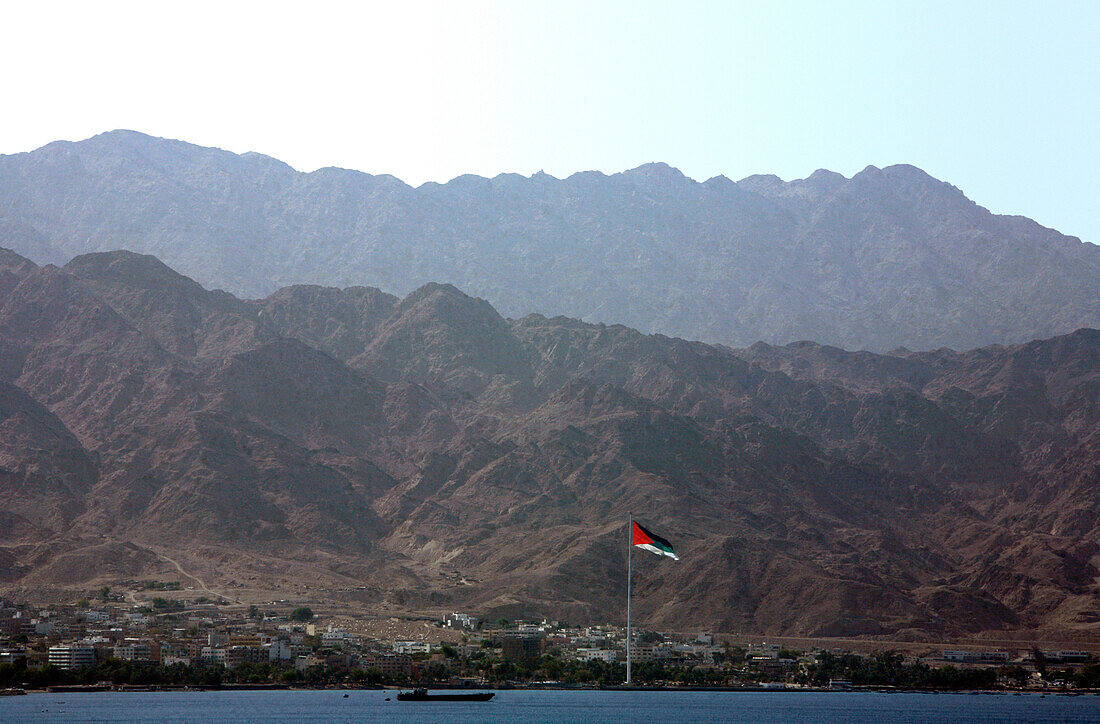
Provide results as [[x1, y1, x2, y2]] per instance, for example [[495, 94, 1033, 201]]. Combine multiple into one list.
[[1, 247, 1099, 639], [2, 131, 1098, 351]]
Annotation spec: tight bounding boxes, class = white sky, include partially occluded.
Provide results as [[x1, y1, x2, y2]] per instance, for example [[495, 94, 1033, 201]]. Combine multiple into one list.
[[3, 0, 1098, 243]]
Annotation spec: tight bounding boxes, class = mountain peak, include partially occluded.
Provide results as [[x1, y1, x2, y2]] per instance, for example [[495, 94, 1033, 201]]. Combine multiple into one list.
[[401, 282, 475, 308], [87, 128, 156, 145], [805, 168, 847, 188], [736, 173, 786, 194], [82, 129, 206, 157], [880, 163, 962, 194], [65, 250, 202, 291], [0, 247, 37, 275], [362, 282, 531, 388], [621, 162, 691, 186]]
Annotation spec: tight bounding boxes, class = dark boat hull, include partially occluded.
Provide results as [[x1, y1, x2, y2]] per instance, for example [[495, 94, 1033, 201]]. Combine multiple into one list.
[[397, 691, 495, 701]]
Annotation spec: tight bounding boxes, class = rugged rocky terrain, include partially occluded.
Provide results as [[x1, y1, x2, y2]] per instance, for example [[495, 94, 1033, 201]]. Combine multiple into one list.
[[1, 247, 1098, 639], [2, 131, 1098, 351]]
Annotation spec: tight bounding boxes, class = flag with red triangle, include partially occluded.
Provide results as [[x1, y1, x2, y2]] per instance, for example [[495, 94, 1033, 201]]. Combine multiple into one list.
[[633, 521, 679, 560]]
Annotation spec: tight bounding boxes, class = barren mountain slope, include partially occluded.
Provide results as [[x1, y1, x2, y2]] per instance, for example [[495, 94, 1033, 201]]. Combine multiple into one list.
[[0, 248, 1098, 637]]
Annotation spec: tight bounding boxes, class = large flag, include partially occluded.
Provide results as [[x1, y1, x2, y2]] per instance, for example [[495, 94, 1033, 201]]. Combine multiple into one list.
[[632, 521, 679, 560]]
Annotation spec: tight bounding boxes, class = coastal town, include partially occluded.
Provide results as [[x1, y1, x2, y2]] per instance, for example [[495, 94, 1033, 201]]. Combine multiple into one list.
[[3, 592, 1100, 694]]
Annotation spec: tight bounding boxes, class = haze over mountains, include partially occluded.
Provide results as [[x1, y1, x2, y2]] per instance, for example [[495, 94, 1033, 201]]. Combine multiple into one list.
[[2, 130, 1098, 352], [2, 247, 1100, 639]]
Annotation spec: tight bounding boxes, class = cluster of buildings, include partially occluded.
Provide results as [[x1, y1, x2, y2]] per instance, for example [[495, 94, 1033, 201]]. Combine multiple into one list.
[[537, 625, 724, 666], [938, 649, 1093, 666], [4, 598, 1097, 687], [0, 600, 425, 677], [0, 598, 728, 679]]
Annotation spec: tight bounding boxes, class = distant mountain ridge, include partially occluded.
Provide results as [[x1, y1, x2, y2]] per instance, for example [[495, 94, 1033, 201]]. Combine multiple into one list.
[[2, 130, 1097, 351], [2, 246, 1100, 638]]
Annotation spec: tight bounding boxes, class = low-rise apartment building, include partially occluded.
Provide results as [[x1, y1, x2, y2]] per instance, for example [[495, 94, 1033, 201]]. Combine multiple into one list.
[[48, 642, 96, 670]]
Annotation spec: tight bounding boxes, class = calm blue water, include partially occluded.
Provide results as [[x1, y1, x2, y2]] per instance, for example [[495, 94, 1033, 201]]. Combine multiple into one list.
[[4, 689, 1100, 723]]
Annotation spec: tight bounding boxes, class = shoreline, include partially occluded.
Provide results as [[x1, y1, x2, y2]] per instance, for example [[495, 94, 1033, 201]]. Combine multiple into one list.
[[11, 684, 1100, 696]]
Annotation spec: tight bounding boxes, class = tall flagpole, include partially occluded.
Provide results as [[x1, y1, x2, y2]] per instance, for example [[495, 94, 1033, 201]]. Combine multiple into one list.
[[626, 512, 632, 685]]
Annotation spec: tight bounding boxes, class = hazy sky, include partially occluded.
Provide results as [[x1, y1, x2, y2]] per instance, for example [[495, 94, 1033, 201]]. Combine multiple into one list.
[[4, 1, 1097, 243]]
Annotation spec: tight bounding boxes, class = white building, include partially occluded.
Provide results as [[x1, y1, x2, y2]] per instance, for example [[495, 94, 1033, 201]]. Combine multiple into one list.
[[265, 640, 295, 661], [632, 644, 674, 663], [0, 649, 27, 665], [444, 612, 478, 630], [162, 654, 192, 666], [200, 647, 227, 665], [1053, 651, 1092, 663], [114, 639, 153, 662], [942, 650, 1010, 663], [673, 642, 724, 659], [322, 627, 355, 648], [575, 648, 618, 663], [48, 643, 96, 670], [226, 646, 267, 668], [393, 641, 431, 655]]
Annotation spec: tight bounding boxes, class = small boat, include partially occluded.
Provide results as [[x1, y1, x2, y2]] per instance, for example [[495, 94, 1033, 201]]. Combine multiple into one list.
[[396, 688, 495, 702]]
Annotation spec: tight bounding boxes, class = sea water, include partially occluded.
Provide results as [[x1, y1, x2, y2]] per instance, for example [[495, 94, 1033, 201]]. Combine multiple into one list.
[[4, 689, 1100, 723]]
